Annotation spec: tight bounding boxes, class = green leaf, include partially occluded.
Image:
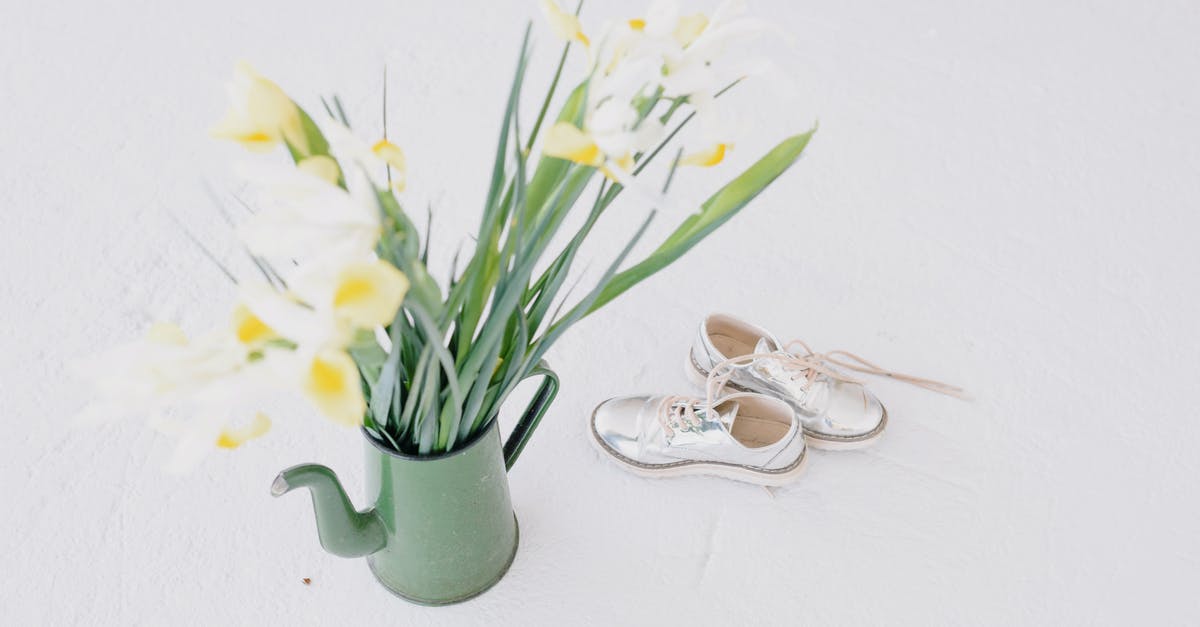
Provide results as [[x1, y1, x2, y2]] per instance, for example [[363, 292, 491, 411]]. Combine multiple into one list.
[[415, 357, 442, 454], [481, 24, 532, 236], [523, 82, 588, 218], [405, 302, 463, 451], [296, 105, 330, 158], [368, 322, 407, 429], [457, 329, 505, 440], [586, 129, 816, 315], [528, 211, 657, 370], [451, 170, 567, 413], [397, 345, 433, 438], [454, 24, 533, 359], [523, 179, 608, 330], [283, 103, 333, 164], [376, 189, 421, 264], [348, 329, 387, 387], [524, 34, 575, 153]]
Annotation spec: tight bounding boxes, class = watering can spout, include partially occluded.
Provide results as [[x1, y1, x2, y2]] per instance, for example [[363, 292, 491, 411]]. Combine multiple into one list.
[[271, 464, 387, 558]]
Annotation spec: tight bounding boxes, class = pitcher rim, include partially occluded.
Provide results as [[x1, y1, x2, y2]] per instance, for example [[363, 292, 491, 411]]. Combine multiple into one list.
[[360, 418, 499, 461]]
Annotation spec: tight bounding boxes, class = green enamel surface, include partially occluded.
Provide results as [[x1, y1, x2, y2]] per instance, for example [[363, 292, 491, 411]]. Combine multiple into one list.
[[273, 421, 519, 605], [363, 422, 518, 604], [273, 368, 560, 605]]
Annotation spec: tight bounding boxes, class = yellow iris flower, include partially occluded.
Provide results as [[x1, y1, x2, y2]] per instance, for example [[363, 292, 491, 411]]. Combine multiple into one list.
[[211, 62, 308, 155], [539, 0, 589, 46], [216, 413, 272, 449], [330, 259, 411, 329], [297, 155, 341, 185], [232, 304, 276, 346], [542, 122, 605, 167], [680, 143, 731, 167], [302, 349, 366, 427]]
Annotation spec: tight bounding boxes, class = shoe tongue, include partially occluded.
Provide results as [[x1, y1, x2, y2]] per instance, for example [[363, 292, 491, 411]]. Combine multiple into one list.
[[752, 337, 814, 385], [709, 401, 739, 429]]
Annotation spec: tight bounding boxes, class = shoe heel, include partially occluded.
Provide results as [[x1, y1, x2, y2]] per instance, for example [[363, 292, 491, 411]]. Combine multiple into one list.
[[683, 350, 709, 390]]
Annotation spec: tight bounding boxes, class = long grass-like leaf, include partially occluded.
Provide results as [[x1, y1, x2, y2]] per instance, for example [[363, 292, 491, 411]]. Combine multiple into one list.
[[511, 212, 657, 403], [523, 83, 588, 222], [368, 321, 407, 428], [406, 302, 464, 450], [632, 80, 740, 177], [202, 183, 282, 288], [496, 308, 530, 403], [586, 129, 816, 315], [452, 158, 580, 395], [168, 212, 237, 284], [524, 179, 608, 330], [415, 357, 442, 453], [523, 1, 578, 153], [454, 23, 533, 357], [320, 96, 337, 121], [333, 95, 351, 127], [283, 104, 333, 165], [457, 328, 504, 440], [397, 345, 432, 437]]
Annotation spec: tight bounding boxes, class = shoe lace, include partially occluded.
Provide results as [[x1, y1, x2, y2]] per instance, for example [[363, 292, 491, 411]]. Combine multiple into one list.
[[656, 395, 707, 437], [704, 339, 968, 401]]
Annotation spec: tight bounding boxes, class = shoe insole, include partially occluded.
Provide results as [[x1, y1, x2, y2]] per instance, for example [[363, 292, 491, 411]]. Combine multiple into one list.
[[710, 332, 758, 359], [730, 414, 790, 448]]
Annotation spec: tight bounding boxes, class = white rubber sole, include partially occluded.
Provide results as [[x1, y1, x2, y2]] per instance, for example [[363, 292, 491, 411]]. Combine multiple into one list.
[[683, 351, 887, 451], [801, 420, 886, 451], [587, 404, 808, 487]]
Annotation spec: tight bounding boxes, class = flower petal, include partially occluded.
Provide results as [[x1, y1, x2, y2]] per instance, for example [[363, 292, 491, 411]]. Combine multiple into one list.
[[303, 349, 365, 426], [644, 0, 682, 38], [239, 282, 342, 349], [539, 0, 589, 46], [297, 155, 341, 185], [371, 140, 407, 192], [235, 160, 382, 266], [147, 322, 188, 346], [542, 122, 603, 166], [680, 143, 730, 167], [211, 62, 306, 154], [331, 259, 410, 328], [674, 13, 709, 47], [215, 412, 272, 449], [232, 304, 277, 345]]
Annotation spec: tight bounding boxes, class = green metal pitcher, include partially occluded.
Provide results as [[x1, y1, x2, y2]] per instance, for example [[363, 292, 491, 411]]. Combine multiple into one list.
[[271, 366, 558, 605]]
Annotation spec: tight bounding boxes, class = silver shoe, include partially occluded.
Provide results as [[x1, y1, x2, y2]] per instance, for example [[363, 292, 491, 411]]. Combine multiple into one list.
[[686, 314, 966, 450], [589, 392, 807, 486]]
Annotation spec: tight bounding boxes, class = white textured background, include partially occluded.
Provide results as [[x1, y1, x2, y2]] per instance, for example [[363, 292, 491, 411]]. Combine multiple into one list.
[[4, 0, 1199, 624]]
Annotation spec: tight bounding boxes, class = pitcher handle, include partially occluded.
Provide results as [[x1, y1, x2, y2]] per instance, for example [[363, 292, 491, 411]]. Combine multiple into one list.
[[502, 360, 559, 470]]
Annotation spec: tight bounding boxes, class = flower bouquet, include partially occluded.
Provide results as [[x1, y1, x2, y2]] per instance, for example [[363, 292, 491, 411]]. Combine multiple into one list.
[[80, 0, 813, 605]]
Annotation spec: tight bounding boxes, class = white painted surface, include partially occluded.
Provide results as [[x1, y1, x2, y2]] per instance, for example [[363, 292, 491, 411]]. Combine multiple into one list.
[[4, 0, 1199, 624]]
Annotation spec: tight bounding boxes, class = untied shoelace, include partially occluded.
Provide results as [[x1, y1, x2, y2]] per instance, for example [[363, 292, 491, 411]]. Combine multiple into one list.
[[660, 339, 967, 435]]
